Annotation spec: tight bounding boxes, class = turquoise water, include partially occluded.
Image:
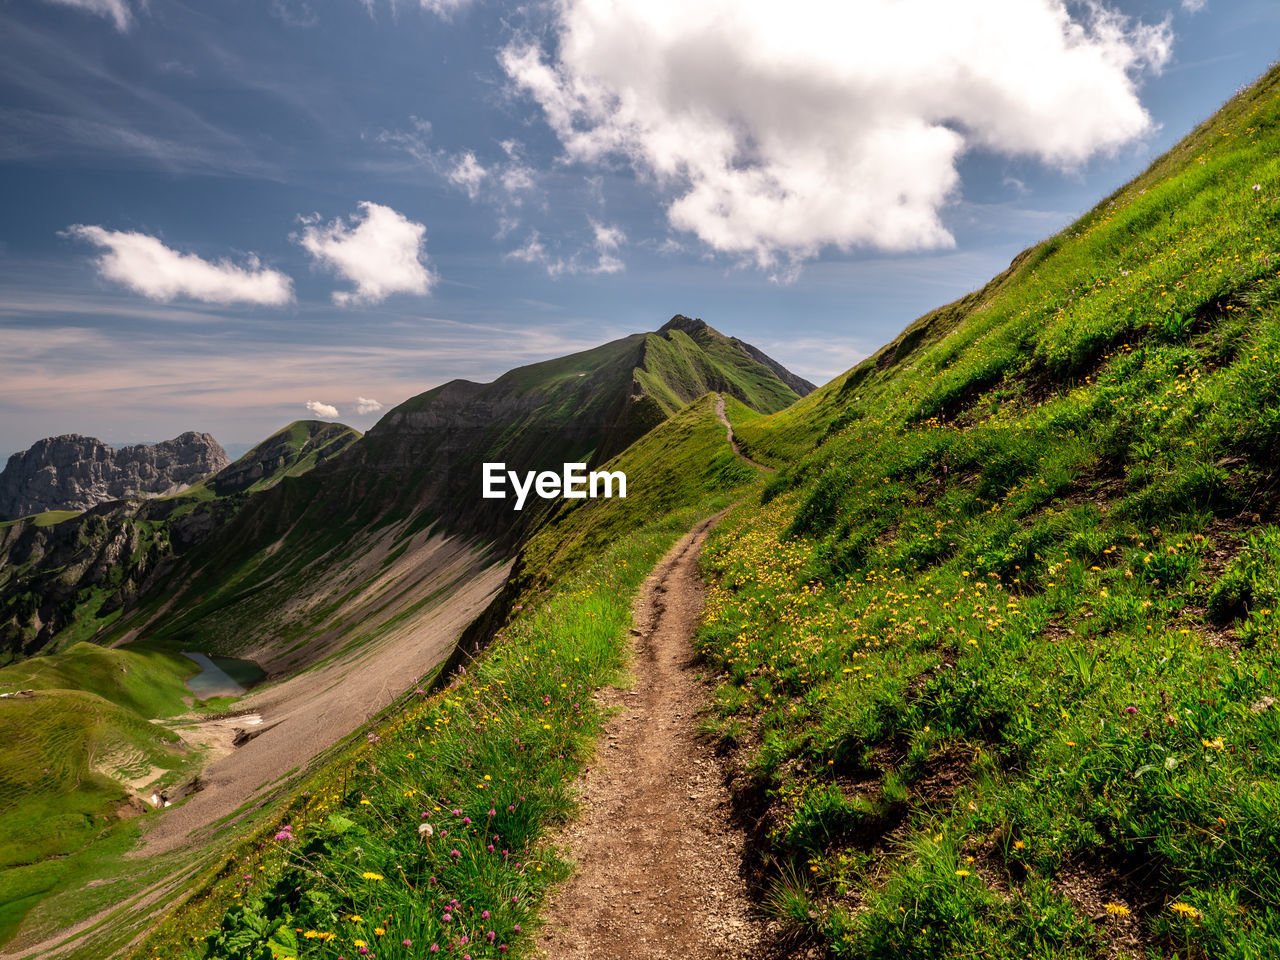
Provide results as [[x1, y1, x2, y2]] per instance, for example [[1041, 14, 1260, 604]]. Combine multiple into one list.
[[182, 652, 266, 699]]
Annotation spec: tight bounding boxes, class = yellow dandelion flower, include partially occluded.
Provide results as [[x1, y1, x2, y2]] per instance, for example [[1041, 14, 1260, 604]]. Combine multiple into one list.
[[1104, 902, 1130, 917], [374, 927, 385, 936], [362, 872, 383, 881], [354, 940, 367, 948], [955, 869, 970, 877], [1170, 902, 1201, 919]]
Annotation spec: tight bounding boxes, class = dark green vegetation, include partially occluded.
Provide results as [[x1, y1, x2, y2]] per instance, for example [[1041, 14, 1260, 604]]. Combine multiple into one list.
[[0, 421, 361, 663], [130, 398, 759, 960], [696, 66, 1280, 959]]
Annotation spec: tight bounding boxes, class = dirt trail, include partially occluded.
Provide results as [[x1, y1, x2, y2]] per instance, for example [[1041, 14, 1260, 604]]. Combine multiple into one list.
[[714, 394, 775, 473], [538, 515, 770, 960]]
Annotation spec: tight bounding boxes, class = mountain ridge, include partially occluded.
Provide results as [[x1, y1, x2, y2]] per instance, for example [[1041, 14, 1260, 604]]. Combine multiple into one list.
[[0, 432, 228, 521]]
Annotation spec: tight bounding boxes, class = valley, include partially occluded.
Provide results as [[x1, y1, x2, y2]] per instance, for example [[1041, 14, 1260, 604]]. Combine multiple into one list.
[[4, 57, 1280, 960]]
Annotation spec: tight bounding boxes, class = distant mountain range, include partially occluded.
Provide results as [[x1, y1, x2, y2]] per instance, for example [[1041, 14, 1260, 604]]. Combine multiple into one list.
[[0, 316, 807, 664]]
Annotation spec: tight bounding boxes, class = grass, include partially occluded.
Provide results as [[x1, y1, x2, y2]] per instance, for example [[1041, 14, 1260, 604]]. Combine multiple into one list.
[[0, 644, 211, 942], [127, 397, 757, 960], [691, 63, 1280, 960]]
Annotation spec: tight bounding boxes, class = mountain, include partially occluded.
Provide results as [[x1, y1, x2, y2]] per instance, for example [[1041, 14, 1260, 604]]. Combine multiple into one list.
[[0, 421, 360, 662], [0, 432, 228, 521], [120, 65, 1280, 960], [70, 316, 808, 671], [0, 317, 811, 955], [206, 420, 359, 496], [362, 314, 813, 522]]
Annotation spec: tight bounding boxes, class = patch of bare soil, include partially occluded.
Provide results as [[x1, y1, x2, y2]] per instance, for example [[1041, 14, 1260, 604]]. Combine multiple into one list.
[[538, 515, 772, 960], [139, 542, 509, 855]]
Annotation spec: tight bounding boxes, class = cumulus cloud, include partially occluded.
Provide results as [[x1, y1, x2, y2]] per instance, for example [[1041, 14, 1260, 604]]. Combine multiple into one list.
[[354, 396, 383, 415], [64, 225, 294, 305], [306, 400, 339, 419], [502, 0, 1172, 267], [296, 201, 436, 305], [42, 0, 132, 31]]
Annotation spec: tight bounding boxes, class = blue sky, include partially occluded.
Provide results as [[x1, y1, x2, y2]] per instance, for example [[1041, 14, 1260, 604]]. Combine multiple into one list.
[[1, 0, 1277, 456]]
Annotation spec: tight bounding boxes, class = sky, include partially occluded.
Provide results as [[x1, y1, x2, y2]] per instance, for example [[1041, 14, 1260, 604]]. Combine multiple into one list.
[[1, 0, 1277, 456]]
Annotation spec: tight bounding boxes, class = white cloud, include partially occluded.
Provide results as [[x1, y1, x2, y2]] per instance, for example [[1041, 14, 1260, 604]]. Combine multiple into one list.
[[509, 225, 629, 284], [506, 220, 626, 277], [306, 400, 339, 419], [502, 0, 1172, 268], [354, 396, 383, 415], [358, 0, 472, 19], [42, 0, 132, 31], [590, 220, 625, 274], [447, 152, 488, 199], [64, 225, 294, 306], [1181, 0, 1206, 11], [296, 201, 436, 305]]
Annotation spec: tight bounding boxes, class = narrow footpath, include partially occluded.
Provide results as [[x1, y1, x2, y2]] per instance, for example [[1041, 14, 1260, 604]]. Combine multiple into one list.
[[538, 515, 769, 959], [714, 393, 775, 473], [537, 398, 777, 958]]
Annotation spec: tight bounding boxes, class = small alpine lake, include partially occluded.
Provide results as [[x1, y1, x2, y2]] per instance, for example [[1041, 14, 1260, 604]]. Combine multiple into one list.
[[182, 651, 266, 699]]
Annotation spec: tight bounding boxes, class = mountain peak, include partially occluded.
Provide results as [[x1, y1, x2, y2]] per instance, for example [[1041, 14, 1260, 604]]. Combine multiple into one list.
[[659, 315, 708, 335]]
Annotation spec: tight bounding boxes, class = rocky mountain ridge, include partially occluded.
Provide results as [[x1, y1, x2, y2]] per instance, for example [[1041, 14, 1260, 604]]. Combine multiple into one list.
[[0, 432, 228, 521]]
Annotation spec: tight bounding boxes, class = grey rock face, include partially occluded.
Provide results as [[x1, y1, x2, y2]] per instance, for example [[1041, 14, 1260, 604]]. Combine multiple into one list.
[[0, 432, 228, 520]]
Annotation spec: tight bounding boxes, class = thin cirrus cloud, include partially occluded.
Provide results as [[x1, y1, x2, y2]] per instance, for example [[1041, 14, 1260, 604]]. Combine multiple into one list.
[[40, 0, 132, 31], [502, 0, 1173, 270], [63, 224, 294, 306], [305, 400, 340, 419], [296, 201, 436, 306], [507, 218, 627, 278]]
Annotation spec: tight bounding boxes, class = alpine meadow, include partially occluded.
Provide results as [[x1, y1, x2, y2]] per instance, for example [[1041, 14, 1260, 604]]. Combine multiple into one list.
[[4, 4, 1280, 960]]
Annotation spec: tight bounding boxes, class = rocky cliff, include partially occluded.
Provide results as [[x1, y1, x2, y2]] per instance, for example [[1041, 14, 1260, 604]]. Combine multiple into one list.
[[0, 433, 228, 521]]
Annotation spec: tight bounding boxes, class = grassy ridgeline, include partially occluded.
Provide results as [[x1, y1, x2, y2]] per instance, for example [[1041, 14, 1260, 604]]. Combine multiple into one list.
[[131, 397, 760, 960], [695, 67, 1280, 958]]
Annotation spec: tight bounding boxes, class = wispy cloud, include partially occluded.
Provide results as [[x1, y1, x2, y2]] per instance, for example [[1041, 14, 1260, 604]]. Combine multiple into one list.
[[506, 220, 627, 277], [40, 0, 132, 31], [0, 21, 270, 176]]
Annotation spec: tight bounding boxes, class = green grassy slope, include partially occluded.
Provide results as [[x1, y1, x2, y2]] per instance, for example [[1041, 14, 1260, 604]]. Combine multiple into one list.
[[126, 394, 765, 960], [692, 66, 1280, 959], [0, 421, 360, 663], [0, 645, 203, 945]]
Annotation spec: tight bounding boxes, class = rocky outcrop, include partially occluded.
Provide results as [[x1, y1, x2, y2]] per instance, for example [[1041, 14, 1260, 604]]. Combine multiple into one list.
[[0, 433, 228, 521]]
